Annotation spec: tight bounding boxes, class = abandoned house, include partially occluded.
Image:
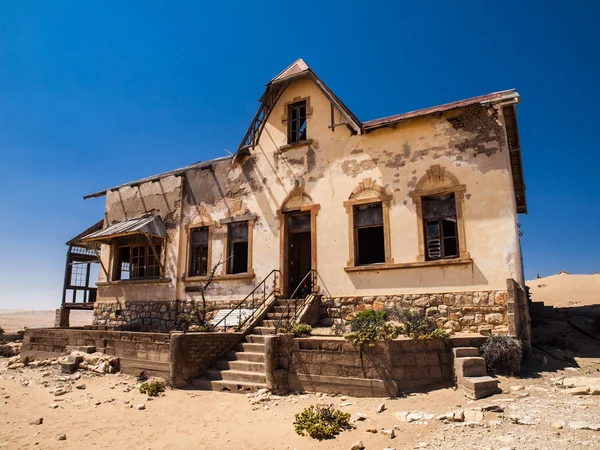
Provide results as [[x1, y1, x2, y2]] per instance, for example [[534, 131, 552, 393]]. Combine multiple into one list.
[[53, 59, 530, 380]]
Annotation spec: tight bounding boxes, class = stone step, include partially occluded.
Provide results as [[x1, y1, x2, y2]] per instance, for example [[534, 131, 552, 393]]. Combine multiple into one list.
[[271, 306, 300, 314], [458, 376, 500, 400], [228, 351, 265, 363], [216, 360, 265, 373], [245, 334, 267, 344], [261, 320, 281, 328], [254, 327, 276, 335], [454, 357, 487, 378], [204, 368, 266, 384], [192, 377, 267, 393], [266, 312, 297, 320], [275, 299, 300, 307], [238, 342, 264, 352], [453, 347, 480, 358]]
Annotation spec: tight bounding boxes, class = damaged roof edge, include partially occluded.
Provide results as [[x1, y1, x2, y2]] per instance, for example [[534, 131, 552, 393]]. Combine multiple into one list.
[[363, 89, 519, 130], [82, 155, 233, 200]]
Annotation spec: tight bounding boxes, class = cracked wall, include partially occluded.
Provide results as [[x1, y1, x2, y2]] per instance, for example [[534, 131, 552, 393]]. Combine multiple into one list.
[[94, 75, 523, 314]]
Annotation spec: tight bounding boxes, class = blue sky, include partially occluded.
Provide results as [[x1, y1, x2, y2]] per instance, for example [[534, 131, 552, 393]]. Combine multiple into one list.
[[0, 1, 598, 309]]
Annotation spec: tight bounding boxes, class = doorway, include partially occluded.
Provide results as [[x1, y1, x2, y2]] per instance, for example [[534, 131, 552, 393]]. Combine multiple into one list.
[[286, 212, 312, 298]]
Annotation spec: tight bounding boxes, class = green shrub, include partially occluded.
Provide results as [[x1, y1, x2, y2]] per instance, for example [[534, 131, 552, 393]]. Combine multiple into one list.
[[293, 405, 351, 440], [480, 334, 522, 375], [397, 310, 449, 339], [188, 324, 212, 332], [292, 323, 312, 337], [139, 380, 165, 397], [344, 310, 399, 347]]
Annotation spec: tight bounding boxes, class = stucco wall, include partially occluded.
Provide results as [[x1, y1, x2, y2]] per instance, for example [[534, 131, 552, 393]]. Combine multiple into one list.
[[93, 75, 523, 319]]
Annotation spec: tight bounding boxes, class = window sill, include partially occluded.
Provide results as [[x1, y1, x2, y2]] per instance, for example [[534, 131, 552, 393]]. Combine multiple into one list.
[[344, 258, 473, 272], [97, 278, 172, 286], [279, 139, 314, 152], [182, 272, 255, 282]]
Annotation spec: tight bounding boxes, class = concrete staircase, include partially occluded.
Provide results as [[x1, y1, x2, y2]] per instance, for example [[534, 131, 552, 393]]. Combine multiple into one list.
[[193, 299, 299, 393], [453, 347, 500, 399]]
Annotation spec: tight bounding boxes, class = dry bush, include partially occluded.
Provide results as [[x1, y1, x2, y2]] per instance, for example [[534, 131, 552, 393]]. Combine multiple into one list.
[[480, 334, 522, 375]]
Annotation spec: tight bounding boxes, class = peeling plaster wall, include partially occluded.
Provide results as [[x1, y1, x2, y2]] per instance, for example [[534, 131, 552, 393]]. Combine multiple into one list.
[[94, 76, 523, 315], [96, 175, 183, 305]]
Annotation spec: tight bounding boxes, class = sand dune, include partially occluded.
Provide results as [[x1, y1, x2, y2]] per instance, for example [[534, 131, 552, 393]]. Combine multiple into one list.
[[0, 309, 93, 333], [527, 273, 600, 308]]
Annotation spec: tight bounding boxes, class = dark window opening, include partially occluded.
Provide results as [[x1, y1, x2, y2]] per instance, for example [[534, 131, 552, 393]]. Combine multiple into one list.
[[354, 203, 385, 265], [113, 236, 162, 280], [288, 101, 307, 144], [189, 227, 209, 276], [422, 194, 459, 260], [227, 221, 249, 274]]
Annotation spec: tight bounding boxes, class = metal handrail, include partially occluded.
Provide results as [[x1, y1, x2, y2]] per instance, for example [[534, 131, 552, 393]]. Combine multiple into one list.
[[275, 269, 317, 332], [209, 269, 280, 332]]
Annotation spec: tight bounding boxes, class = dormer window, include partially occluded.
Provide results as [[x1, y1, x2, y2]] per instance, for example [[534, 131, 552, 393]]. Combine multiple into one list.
[[288, 101, 307, 144]]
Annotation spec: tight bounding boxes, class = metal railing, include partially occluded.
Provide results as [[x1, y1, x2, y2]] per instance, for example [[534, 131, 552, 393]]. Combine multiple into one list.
[[209, 269, 280, 332], [275, 269, 318, 332]]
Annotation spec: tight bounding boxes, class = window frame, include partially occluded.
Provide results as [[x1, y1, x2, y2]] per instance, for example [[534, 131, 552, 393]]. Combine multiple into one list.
[[287, 100, 307, 144], [344, 179, 393, 268], [422, 194, 460, 261], [111, 235, 165, 281], [219, 216, 255, 276], [409, 165, 469, 262], [185, 211, 215, 279], [353, 202, 386, 266], [188, 226, 210, 277]]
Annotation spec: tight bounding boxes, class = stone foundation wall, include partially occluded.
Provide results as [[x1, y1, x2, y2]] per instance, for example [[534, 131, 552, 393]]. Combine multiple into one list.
[[170, 331, 242, 387], [93, 299, 244, 331], [21, 328, 171, 377], [320, 290, 509, 335], [272, 336, 458, 397]]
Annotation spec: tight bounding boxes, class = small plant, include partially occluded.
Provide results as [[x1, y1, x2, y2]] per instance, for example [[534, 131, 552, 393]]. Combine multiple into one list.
[[0, 326, 4, 335], [188, 324, 212, 332], [397, 310, 449, 339], [292, 323, 312, 337], [139, 380, 165, 397], [480, 334, 522, 375], [293, 405, 351, 440], [0, 345, 17, 358], [344, 310, 399, 347]]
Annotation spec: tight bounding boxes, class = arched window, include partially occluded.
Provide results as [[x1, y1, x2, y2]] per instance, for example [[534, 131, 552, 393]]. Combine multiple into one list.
[[219, 200, 255, 276], [344, 178, 393, 267], [409, 165, 469, 262]]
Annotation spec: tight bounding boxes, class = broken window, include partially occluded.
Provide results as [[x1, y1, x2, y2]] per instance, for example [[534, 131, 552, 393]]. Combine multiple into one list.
[[354, 203, 385, 265], [227, 221, 249, 274], [288, 101, 307, 144], [113, 236, 163, 280], [422, 194, 459, 260], [189, 227, 209, 276]]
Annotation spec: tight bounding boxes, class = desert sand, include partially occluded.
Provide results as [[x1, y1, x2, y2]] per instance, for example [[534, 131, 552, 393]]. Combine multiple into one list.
[[2, 350, 600, 449], [0, 310, 93, 333], [527, 273, 600, 308]]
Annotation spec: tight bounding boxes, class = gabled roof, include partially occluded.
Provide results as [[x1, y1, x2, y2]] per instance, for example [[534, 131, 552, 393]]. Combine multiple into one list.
[[237, 59, 362, 153]]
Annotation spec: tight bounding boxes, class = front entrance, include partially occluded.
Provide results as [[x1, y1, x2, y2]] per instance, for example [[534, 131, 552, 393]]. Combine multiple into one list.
[[286, 212, 312, 298]]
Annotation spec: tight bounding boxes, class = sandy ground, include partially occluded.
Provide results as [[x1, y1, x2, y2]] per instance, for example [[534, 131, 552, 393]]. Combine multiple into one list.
[[1, 327, 600, 450], [527, 273, 600, 308], [0, 310, 93, 333]]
